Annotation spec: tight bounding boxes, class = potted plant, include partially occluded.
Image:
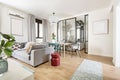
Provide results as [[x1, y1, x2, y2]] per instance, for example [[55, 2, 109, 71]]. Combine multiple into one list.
[[52, 33, 56, 43], [0, 32, 15, 74]]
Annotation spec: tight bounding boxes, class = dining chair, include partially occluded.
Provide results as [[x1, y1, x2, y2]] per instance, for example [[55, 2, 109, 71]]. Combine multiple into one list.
[[67, 43, 81, 57]]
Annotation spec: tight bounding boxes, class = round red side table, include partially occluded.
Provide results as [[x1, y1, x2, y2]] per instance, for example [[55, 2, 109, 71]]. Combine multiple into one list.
[[51, 53, 60, 66]]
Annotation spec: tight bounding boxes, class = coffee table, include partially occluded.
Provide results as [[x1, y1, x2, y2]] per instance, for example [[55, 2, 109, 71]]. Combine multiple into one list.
[[0, 58, 34, 80]]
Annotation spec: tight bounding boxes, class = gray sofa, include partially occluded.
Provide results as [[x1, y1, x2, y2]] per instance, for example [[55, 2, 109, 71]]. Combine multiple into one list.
[[12, 42, 54, 67]]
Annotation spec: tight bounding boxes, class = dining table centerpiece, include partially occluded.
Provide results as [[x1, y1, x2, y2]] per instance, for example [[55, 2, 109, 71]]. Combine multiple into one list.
[[51, 33, 56, 43]]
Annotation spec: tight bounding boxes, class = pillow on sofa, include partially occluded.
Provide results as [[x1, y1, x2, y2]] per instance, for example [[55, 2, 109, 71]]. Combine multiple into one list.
[[40, 42, 49, 47], [12, 43, 21, 50], [12, 42, 26, 50]]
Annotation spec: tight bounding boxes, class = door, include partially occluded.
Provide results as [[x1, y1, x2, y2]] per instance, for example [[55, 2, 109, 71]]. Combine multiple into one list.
[[84, 15, 88, 53]]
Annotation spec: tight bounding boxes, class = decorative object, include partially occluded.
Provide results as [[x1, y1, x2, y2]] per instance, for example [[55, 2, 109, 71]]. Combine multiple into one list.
[[0, 32, 15, 74], [49, 12, 58, 23], [11, 17, 23, 36], [49, 42, 59, 51], [70, 59, 103, 80], [12, 42, 25, 50], [51, 52, 60, 66], [0, 58, 34, 80], [0, 58, 8, 75], [52, 33, 56, 43], [52, 33, 56, 40], [93, 19, 108, 34]]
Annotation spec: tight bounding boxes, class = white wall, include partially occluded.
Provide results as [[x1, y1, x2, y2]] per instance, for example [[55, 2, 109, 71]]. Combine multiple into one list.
[[115, 5, 120, 67], [0, 4, 29, 42], [88, 7, 113, 57]]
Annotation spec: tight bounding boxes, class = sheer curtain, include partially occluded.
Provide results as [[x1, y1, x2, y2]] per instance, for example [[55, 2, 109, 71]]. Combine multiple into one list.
[[42, 19, 50, 42], [28, 14, 36, 42]]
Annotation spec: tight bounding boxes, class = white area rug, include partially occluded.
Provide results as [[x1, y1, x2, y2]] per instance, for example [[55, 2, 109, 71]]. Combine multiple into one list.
[[70, 59, 103, 80]]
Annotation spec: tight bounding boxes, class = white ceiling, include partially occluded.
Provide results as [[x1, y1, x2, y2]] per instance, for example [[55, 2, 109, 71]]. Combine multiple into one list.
[[0, 0, 111, 19]]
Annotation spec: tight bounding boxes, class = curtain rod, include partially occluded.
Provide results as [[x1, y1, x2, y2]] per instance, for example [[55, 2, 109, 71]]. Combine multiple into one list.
[[9, 13, 24, 19]]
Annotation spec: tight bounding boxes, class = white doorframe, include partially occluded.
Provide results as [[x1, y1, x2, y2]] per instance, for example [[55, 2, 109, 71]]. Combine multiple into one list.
[[113, 1, 120, 67]]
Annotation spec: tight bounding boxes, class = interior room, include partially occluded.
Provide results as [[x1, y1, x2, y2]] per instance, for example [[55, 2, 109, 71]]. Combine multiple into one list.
[[0, 0, 120, 80]]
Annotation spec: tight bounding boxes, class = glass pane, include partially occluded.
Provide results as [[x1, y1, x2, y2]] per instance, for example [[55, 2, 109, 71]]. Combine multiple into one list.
[[57, 20, 66, 42], [77, 29, 80, 40], [66, 18, 76, 43], [57, 18, 76, 43], [35, 23, 38, 37], [39, 23, 43, 37]]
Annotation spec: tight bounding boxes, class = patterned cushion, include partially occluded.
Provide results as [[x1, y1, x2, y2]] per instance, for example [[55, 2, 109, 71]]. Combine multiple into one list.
[[12, 43, 21, 50], [12, 42, 26, 50]]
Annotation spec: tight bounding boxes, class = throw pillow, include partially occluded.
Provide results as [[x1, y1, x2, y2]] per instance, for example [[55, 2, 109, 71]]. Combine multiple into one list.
[[12, 43, 22, 50]]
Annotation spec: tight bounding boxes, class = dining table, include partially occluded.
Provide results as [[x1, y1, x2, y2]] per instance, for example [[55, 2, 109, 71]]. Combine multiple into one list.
[[49, 42, 71, 58]]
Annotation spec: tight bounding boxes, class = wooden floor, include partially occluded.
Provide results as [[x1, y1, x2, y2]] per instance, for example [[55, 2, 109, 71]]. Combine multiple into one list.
[[12, 51, 120, 80]]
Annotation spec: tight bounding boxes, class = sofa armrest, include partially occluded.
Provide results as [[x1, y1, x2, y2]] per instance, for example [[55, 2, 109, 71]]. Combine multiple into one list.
[[30, 47, 54, 67]]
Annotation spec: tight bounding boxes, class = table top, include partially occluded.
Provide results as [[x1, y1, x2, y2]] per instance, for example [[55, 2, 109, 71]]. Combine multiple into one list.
[[0, 59, 34, 80], [59, 42, 71, 45]]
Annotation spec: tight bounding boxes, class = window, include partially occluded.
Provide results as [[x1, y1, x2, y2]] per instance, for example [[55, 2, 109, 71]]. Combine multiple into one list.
[[35, 19, 43, 42]]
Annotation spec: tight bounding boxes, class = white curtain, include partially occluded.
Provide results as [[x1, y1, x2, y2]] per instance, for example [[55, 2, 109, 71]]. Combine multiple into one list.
[[28, 14, 36, 42], [42, 19, 50, 42]]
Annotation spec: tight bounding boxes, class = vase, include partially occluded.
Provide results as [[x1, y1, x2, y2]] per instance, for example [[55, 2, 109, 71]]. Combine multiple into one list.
[[52, 39, 56, 43], [0, 57, 8, 76]]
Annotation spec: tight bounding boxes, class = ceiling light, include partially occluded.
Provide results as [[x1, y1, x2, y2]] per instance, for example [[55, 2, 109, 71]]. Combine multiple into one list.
[[49, 12, 58, 23]]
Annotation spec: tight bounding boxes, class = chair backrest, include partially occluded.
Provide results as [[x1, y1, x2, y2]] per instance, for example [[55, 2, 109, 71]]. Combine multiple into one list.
[[71, 43, 79, 50]]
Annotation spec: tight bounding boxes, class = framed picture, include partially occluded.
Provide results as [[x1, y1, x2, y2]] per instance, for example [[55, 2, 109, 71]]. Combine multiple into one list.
[[93, 19, 108, 34], [11, 17, 23, 36]]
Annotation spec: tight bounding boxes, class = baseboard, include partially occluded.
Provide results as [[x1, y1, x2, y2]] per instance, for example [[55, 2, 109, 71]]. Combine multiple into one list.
[[88, 52, 113, 57]]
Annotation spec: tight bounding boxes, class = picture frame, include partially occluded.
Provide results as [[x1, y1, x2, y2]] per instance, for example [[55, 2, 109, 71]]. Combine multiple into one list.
[[93, 19, 109, 35], [10, 17, 23, 36]]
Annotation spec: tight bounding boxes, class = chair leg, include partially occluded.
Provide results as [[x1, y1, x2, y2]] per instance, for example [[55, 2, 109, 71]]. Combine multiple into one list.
[[76, 50, 81, 57], [77, 51, 80, 57], [71, 52, 72, 57], [80, 51, 82, 57]]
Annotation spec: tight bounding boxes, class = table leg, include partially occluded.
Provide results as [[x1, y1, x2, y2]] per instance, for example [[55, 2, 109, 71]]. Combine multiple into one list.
[[64, 44, 65, 57]]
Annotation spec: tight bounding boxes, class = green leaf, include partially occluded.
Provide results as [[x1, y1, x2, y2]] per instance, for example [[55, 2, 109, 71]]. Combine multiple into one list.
[[1, 33, 11, 40], [0, 49, 2, 55], [4, 41, 14, 47], [4, 48, 12, 56], [1, 40, 5, 47], [10, 35, 15, 40], [0, 32, 15, 57]]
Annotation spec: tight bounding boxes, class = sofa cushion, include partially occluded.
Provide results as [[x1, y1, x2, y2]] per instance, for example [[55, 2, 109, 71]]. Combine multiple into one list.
[[20, 42, 27, 48], [31, 44, 46, 50], [40, 42, 49, 47], [12, 50, 29, 60]]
